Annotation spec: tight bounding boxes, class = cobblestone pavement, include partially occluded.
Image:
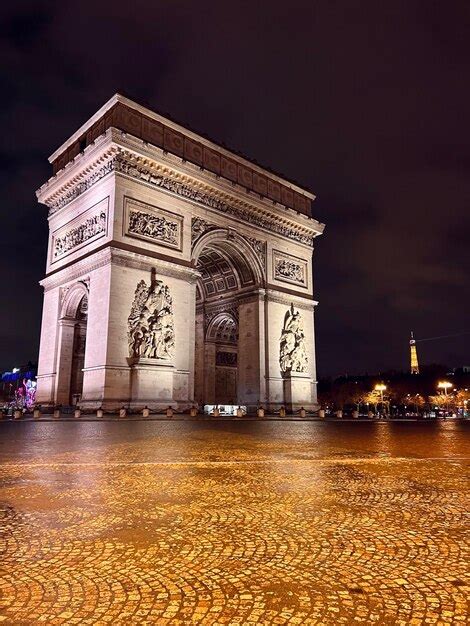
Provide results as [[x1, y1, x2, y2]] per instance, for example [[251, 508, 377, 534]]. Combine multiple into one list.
[[0, 421, 468, 624]]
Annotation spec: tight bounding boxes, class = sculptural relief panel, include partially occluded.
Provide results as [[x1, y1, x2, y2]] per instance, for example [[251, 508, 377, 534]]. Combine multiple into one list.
[[51, 197, 109, 263], [273, 250, 308, 288], [124, 196, 183, 251], [279, 304, 308, 374], [128, 275, 175, 360], [191, 217, 215, 244]]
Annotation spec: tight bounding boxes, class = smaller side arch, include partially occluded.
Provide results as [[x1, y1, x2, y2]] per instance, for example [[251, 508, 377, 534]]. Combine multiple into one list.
[[61, 282, 89, 319], [206, 312, 238, 344], [54, 280, 90, 406]]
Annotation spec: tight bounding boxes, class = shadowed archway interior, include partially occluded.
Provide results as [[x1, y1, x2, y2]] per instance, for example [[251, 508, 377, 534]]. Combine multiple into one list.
[[194, 239, 259, 408], [70, 294, 88, 404], [196, 244, 256, 301]]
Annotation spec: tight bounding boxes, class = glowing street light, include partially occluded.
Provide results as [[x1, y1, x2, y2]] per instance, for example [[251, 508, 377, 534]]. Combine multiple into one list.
[[437, 381, 453, 416], [374, 383, 387, 402], [437, 381, 452, 396], [374, 383, 388, 415]]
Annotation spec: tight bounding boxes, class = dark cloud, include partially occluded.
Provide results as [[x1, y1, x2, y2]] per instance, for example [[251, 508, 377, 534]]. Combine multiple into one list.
[[0, 0, 469, 374]]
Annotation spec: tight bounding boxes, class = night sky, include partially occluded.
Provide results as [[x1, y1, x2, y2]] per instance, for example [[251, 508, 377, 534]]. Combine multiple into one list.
[[1, 1, 469, 376]]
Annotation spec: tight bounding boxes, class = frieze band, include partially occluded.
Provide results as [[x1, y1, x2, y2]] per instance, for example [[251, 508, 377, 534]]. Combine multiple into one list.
[[115, 155, 316, 246], [46, 152, 317, 247], [48, 159, 115, 215]]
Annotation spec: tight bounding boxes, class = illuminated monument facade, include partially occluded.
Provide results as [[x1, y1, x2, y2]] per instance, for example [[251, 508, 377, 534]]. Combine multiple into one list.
[[36, 95, 324, 413]]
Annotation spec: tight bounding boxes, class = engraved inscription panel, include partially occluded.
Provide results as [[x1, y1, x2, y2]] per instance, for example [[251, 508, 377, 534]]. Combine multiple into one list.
[[273, 250, 308, 288], [124, 197, 183, 251], [51, 197, 109, 263]]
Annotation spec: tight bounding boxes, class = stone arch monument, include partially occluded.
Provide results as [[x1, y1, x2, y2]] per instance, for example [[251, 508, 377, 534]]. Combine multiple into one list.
[[36, 94, 325, 413]]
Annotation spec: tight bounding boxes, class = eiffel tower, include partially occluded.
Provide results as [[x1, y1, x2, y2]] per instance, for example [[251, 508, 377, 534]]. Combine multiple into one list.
[[410, 331, 419, 374]]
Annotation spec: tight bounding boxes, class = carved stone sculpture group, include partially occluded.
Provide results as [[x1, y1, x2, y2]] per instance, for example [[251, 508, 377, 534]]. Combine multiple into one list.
[[275, 258, 305, 284], [279, 304, 308, 374], [128, 208, 179, 248], [128, 276, 175, 360], [53, 211, 106, 259]]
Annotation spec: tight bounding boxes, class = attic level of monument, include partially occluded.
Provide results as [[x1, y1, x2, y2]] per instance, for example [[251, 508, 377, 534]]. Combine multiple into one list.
[[35, 94, 324, 414], [47, 94, 314, 217]]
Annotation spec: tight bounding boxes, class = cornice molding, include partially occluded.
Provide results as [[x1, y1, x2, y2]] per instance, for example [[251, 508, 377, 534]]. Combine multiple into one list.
[[113, 129, 320, 231], [37, 131, 117, 206], [40, 248, 113, 291], [110, 248, 200, 283], [115, 152, 319, 247], [38, 142, 323, 247], [48, 93, 316, 202], [265, 289, 318, 310], [40, 245, 200, 291]]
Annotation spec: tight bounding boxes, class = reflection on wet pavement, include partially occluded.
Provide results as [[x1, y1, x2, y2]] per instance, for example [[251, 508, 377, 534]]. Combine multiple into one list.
[[0, 420, 469, 624]]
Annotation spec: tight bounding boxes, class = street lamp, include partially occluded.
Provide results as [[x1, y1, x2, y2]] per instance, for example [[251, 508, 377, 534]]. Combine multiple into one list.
[[375, 383, 386, 401], [437, 381, 453, 416], [374, 384, 387, 415], [437, 381, 452, 395]]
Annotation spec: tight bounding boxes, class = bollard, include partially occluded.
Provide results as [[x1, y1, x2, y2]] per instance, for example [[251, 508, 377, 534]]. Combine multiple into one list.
[[119, 407, 127, 418], [166, 406, 174, 418], [53, 408, 60, 419], [352, 410, 359, 418], [212, 407, 220, 417], [14, 409, 22, 420], [336, 410, 343, 418], [257, 407, 265, 418], [74, 409, 81, 419], [97, 408, 103, 418], [190, 406, 198, 417], [142, 406, 150, 418], [33, 408, 41, 419], [279, 406, 286, 418], [299, 407, 306, 418], [236, 406, 244, 417], [318, 409, 325, 418]]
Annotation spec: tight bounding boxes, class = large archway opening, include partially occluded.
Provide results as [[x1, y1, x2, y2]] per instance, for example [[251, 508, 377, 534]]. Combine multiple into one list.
[[192, 230, 264, 412], [206, 312, 238, 405]]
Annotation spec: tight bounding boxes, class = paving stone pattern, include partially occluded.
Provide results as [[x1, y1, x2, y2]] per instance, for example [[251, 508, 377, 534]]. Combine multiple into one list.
[[0, 423, 468, 624]]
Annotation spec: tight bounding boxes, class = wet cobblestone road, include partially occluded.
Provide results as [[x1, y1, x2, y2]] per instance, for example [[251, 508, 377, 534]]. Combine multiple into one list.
[[0, 420, 469, 624]]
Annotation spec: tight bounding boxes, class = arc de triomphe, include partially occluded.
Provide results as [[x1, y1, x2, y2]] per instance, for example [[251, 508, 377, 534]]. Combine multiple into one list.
[[36, 94, 325, 413]]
